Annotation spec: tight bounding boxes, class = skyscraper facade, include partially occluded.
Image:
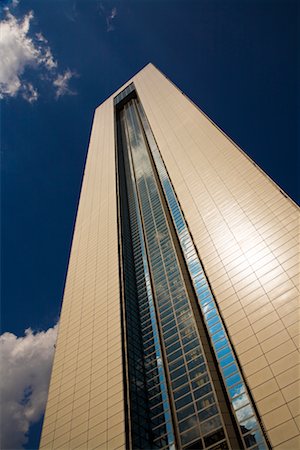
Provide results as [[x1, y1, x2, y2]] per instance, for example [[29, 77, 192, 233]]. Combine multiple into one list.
[[40, 64, 299, 450]]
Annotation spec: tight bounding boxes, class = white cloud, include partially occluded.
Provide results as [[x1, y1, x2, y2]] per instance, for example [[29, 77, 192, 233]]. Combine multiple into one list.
[[22, 82, 38, 102], [53, 69, 77, 98], [0, 6, 75, 102], [0, 324, 58, 449], [42, 47, 57, 70], [35, 32, 47, 44], [0, 10, 37, 98]]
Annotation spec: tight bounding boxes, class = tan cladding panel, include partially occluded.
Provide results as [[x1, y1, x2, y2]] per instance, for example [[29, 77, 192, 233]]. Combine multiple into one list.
[[40, 99, 125, 450], [132, 64, 300, 448]]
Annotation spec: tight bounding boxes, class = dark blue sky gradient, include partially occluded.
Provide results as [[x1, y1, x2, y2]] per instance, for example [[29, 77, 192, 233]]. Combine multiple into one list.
[[1, 1, 298, 447]]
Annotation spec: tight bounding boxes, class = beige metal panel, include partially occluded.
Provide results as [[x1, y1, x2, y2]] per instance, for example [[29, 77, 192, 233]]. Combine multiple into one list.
[[132, 64, 300, 448], [40, 98, 125, 450]]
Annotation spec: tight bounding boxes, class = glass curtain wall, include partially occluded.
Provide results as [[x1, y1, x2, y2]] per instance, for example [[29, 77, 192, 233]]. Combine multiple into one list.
[[115, 87, 269, 450], [116, 93, 175, 450]]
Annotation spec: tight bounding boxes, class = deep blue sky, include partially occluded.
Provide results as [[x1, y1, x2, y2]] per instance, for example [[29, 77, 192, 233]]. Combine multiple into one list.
[[1, 0, 298, 448]]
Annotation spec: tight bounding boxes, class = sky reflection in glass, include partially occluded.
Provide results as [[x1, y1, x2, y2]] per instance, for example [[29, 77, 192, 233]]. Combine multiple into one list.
[[122, 99, 229, 448], [136, 97, 268, 450]]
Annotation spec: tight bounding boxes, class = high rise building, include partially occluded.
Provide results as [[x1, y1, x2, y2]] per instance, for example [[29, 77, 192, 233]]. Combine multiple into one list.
[[40, 64, 299, 450]]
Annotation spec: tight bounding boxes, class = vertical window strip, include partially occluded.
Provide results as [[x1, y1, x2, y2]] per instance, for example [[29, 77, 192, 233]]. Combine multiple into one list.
[[123, 101, 229, 450], [114, 82, 135, 105], [118, 110, 156, 448], [122, 107, 176, 450], [136, 99, 268, 450]]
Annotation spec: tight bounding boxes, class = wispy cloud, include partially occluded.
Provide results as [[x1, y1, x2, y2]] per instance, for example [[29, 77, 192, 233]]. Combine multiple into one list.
[[22, 82, 38, 103], [54, 69, 77, 99], [0, 324, 58, 449], [107, 6, 117, 31], [109, 6, 117, 20], [64, 2, 78, 23], [35, 32, 48, 44], [97, 2, 118, 32], [0, 2, 76, 102]]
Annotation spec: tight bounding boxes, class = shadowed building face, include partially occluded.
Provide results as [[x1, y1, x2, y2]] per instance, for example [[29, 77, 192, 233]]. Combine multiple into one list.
[[40, 64, 299, 450]]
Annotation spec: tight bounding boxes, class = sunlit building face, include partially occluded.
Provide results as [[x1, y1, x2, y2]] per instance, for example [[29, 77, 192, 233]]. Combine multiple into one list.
[[40, 64, 299, 450]]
